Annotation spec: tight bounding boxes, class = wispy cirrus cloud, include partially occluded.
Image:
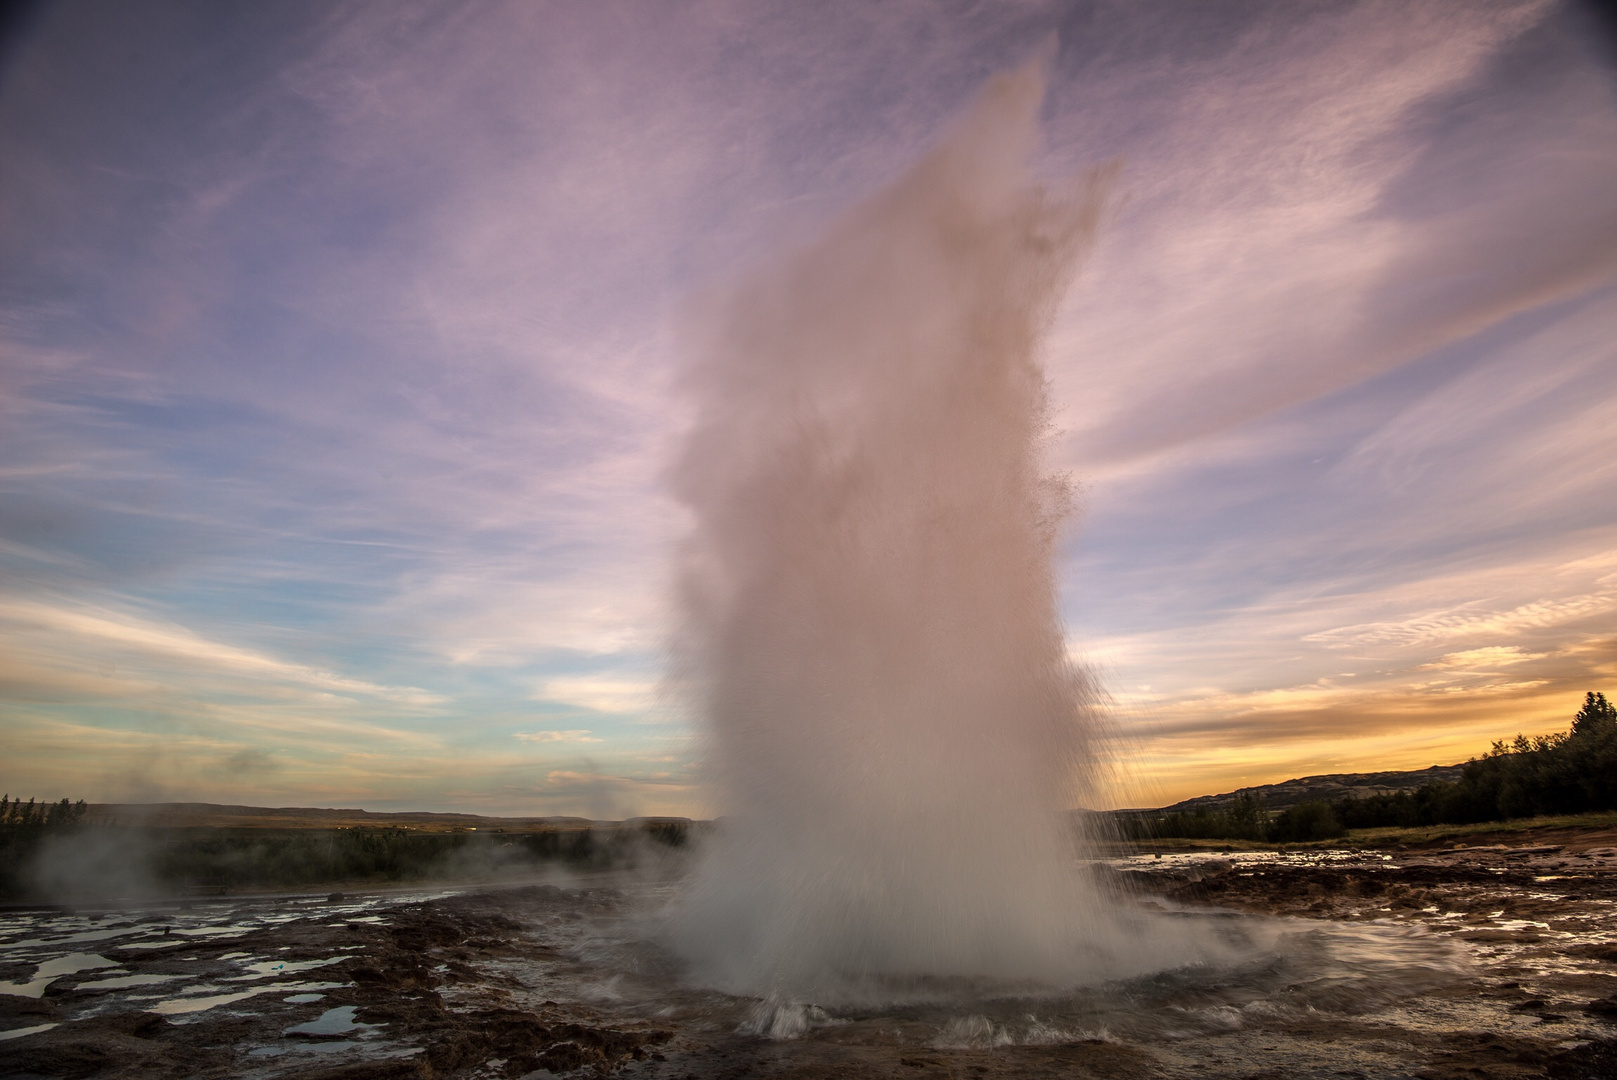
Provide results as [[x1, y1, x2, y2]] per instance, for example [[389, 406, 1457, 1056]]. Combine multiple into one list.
[[515, 730, 601, 744], [1422, 647, 1544, 672], [1306, 590, 1617, 650], [0, 596, 442, 705], [1046, 0, 1614, 471]]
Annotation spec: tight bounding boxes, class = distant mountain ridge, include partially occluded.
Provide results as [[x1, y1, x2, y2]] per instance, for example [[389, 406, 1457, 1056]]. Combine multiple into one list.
[[85, 768, 1470, 829], [83, 803, 692, 831], [1151, 763, 1467, 814]]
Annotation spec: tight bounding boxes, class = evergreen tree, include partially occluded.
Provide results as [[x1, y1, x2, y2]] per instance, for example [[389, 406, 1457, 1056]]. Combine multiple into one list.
[[1573, 691, 1616, 736]]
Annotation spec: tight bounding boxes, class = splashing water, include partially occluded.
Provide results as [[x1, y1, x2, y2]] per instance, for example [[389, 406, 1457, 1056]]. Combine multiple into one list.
[[666, 60, 1216, 1000]]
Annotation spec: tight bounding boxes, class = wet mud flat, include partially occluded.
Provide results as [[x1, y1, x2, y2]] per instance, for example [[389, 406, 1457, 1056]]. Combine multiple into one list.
[[0, 844, 1613, 1080], [0, 884, 680, 1080]]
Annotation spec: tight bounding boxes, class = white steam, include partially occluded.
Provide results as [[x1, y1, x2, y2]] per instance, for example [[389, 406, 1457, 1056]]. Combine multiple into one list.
[[665, 59, 1210, 999]]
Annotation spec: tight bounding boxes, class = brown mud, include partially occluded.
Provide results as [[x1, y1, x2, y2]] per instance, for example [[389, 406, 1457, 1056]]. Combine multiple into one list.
[[1, 843, 1615, 1080]]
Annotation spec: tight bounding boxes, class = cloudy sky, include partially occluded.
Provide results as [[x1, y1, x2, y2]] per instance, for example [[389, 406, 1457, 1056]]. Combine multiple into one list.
[[2, 0, 1615, 815]]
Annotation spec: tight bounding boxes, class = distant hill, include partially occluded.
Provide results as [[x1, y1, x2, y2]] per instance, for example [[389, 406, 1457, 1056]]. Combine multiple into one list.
[[84, 802, 692, 832], [1147, 764, 1468, 814], [89, 771, 1471, 832]]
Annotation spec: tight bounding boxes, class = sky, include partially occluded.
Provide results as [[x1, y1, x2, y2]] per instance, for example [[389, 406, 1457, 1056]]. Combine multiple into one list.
[[1, 0, 1615, 816]]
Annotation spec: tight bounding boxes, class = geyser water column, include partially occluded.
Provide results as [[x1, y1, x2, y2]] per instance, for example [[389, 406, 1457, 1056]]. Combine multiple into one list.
[[668, 61, 1135, 998]]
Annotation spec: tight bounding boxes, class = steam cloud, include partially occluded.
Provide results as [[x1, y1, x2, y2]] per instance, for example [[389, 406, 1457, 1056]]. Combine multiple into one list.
[[666, 59, 1205, 999]]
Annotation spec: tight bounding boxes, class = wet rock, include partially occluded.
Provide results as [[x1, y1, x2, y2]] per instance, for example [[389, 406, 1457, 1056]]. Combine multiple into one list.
[[1415, 1030, 1558, 1079], [291, 1061, 428, 1080], [0, 994, 60, 1022], [401, 1007, 670, 1079], [1462, 930, 1542, 943], [1586, 996, 1617, 1019], [0, 1013, 229, 1080], [390, 916, 467, 953], [1547, 1036, 1617, 1079], [1573, 944, 1617, 964], [98, 1011, 170, 1038]]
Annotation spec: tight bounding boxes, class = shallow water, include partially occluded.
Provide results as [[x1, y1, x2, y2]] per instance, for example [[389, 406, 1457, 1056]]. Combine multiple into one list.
[[0, 886, 440, 1021], [284, 1005, 374, 1037], [0, 952, 117, 998]]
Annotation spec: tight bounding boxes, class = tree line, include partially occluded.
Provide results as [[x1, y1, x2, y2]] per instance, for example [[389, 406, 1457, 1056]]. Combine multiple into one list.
[[1127, 691, 1617, 843], [0, 795, 88, 829], [0, 795, 91, 897], [1120, 790, 1350, 843]]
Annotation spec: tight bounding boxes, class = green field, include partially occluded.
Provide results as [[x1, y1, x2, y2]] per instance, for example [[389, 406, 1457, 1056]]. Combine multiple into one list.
[[1108, 808, 1617, 854]]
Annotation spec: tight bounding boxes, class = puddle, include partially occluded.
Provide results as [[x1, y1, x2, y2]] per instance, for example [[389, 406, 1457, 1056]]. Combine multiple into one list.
[[286, 1005, 376, 1038], [7, 926, 150, 948], [150, 989, 268, 1016], [249, 1039, 365, 1057], [0, 953, 119, 997], [228, 958, 342, 980], [114, 940, 189, 951], [74, 972, 185, 990], [145, 977, 353, 1017], [172, 925, 258, 939]]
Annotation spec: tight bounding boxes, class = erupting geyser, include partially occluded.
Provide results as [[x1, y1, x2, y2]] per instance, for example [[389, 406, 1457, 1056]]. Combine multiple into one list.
[[668, 60, 1196, 1000]]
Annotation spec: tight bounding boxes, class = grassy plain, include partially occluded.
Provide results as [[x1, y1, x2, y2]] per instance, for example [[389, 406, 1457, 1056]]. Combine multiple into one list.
[[1, 807, 697, 902], [1110, 808, 1617, 854]]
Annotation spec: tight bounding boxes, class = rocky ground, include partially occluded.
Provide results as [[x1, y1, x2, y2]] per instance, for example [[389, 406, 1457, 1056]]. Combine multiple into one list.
[[1115, 843, 1617, 1080], [0, 886, 678, 1080], [1, 838, 1614, 1079]]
